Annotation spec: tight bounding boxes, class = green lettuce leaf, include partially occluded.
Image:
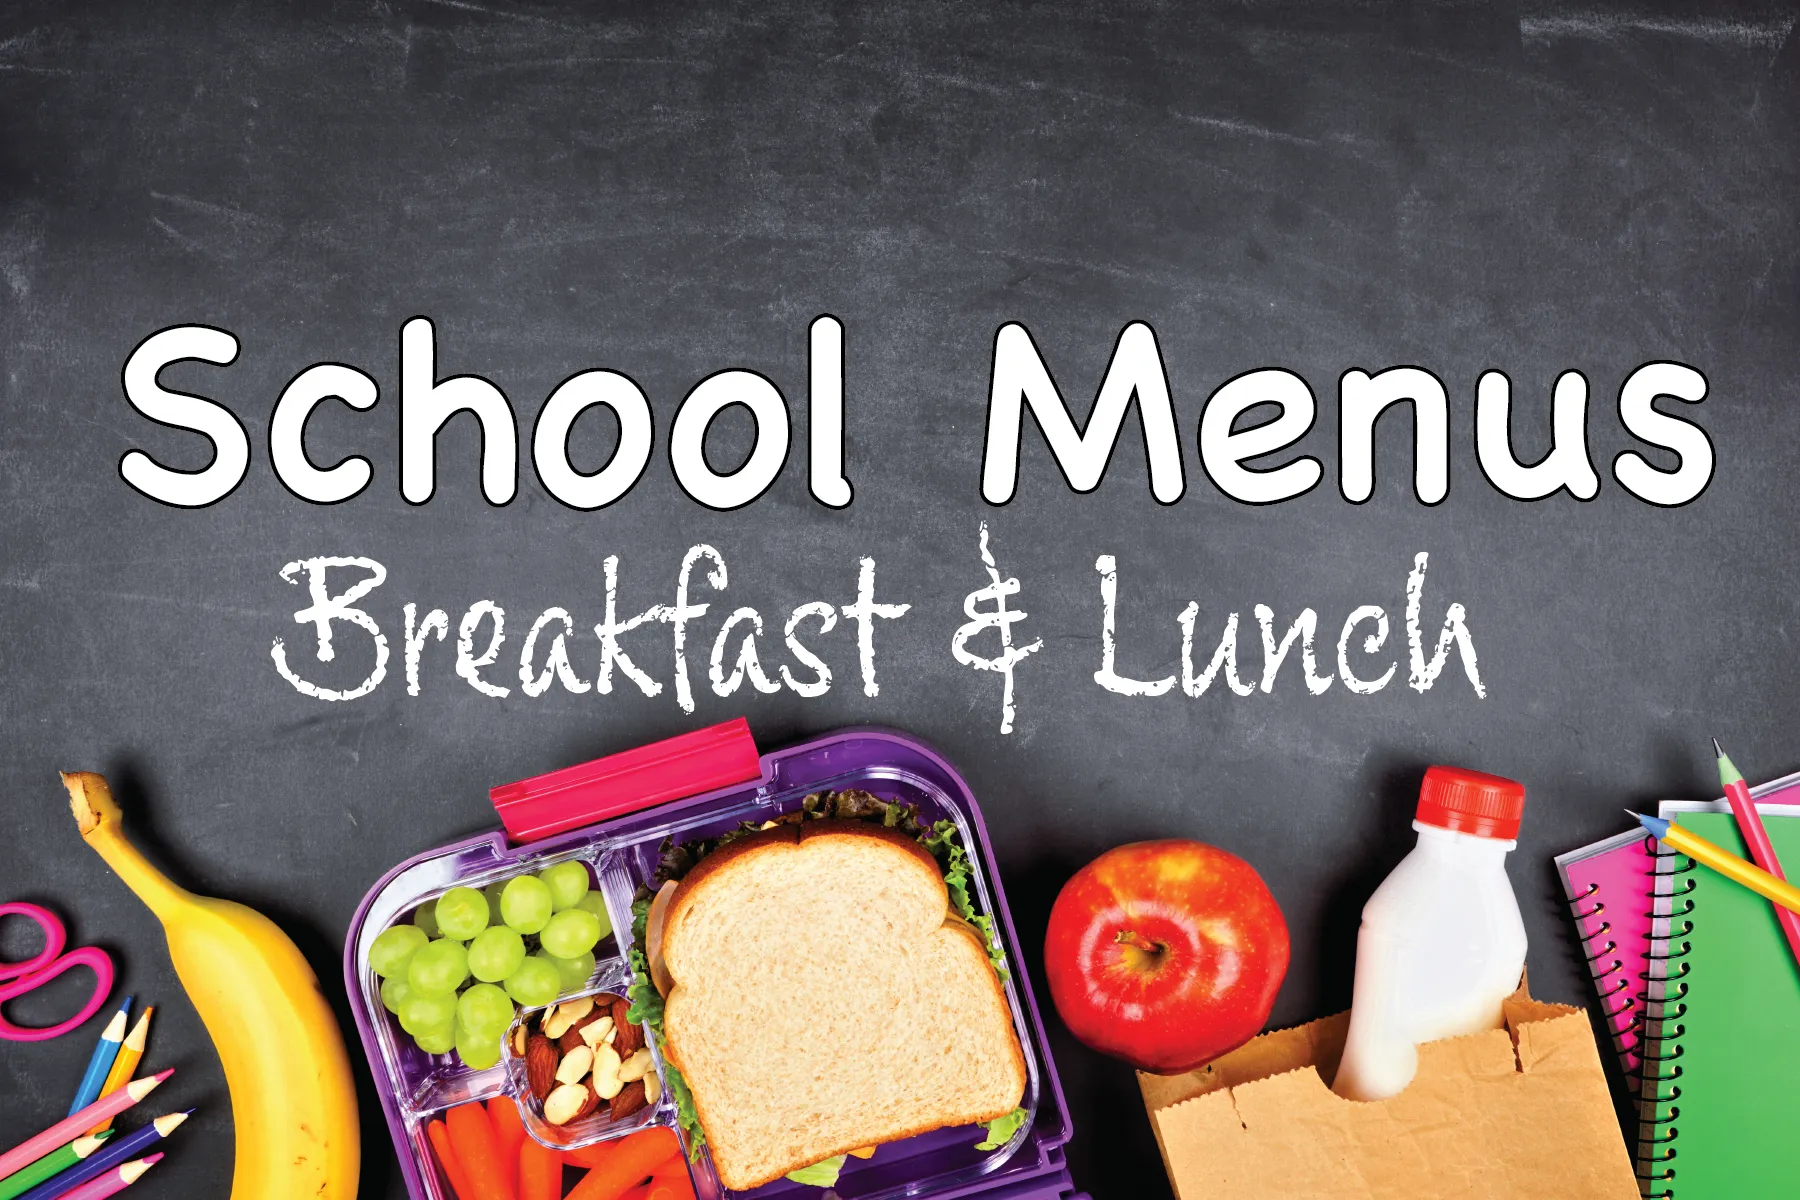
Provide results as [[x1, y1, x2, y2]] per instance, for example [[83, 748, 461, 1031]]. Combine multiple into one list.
[[626, 895, 704, 1159], [923, 820, 1010, 982], [785, 1155, 847, 1186], [975, 1106, 1029, 1151]]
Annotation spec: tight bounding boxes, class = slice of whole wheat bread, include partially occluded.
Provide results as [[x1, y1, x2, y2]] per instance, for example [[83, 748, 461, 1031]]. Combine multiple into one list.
[[657, 819, 1028, 1190]]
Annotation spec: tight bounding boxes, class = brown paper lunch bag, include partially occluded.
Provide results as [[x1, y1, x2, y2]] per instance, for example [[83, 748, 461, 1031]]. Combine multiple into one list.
[[1136, 987, 1639, 1200]]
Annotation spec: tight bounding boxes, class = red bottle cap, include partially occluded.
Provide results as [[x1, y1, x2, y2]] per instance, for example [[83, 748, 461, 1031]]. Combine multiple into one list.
[[1415, 765, 1525, 839]]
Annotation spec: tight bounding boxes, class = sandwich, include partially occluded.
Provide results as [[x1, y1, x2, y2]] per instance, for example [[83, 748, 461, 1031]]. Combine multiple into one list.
[[625, 789, 1029, 1190]]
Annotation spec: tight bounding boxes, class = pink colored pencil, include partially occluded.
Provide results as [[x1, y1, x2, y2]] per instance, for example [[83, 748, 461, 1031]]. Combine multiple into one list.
[[52, 1153, 160, 1200], [0, 1072, 169, 1180], [1716, 739, 1800, 970]]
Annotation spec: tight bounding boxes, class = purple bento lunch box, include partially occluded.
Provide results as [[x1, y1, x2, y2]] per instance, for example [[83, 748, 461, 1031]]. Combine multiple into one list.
[[344, 721, 1087, 1200]]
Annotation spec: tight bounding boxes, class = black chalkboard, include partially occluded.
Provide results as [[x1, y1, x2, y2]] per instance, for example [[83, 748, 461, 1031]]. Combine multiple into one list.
[[3, 2, 1798, 1197]]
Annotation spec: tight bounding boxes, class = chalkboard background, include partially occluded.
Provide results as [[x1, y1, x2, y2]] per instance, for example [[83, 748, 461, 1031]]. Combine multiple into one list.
[[2, 2, 1797, 1196]]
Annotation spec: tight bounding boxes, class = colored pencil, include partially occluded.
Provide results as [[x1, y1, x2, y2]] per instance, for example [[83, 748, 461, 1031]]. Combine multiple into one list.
[[51, 1153, 160, 1200], [1714, 740, 1800, 970], [0, 1133, 112, 1200], [86, 1009, 152, 1135], [12, 1113, 188, 1200], [67, 999, 131, 1116], [0, 1072, 170, 1180], [1632, 811, 1800, 915]]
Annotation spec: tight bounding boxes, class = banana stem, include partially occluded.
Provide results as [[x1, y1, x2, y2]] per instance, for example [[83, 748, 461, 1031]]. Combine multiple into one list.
[[63, 771, 193, 922]]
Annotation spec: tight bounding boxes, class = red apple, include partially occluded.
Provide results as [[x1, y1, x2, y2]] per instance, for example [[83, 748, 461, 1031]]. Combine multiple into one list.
[[1044, 839, 1289, 1074]]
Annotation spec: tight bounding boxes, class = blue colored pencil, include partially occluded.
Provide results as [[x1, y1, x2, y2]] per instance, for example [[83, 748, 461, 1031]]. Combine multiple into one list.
[[12, 1111, 188, 1200], [66, 997, 130, 1116]]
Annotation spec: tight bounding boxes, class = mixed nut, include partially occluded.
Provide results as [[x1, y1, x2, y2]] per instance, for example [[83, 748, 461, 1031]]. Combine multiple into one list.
[[511, 991, 660, 1126]]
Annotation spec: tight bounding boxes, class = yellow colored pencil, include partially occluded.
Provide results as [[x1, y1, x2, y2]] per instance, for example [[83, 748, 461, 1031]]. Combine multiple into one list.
[[87, 1006, 153, 1134], [1634, 812, 1800, 915]]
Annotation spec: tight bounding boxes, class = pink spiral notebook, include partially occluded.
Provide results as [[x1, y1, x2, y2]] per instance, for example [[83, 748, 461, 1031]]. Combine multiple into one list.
[[1554, 772, 1800, 1087]]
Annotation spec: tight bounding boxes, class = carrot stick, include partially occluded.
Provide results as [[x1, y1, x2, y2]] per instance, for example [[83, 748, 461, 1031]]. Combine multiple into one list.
[[560, 1125, 679, 1170], [618, 1185, 651, 1200], [518, 1136, 562, 1200], [645, 1154, 695, 1200], [488, 1098, 527, 1162], [446, 1101, 520, 1200], [428, 1119, 478, 1200], [563, 1127, 682, 1200]]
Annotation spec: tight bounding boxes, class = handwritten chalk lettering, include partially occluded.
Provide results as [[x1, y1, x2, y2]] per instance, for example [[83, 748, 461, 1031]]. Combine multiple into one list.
[[1092, 554, 1177, 696], [271, 549, 909, 705], [781, 602, 838, 698], [951, 523, 1043, 734], [1095, 551, 1483, 699], [270, 556, 390, 701], [520, 608, 590, 696], [709, 607, 782, 697]]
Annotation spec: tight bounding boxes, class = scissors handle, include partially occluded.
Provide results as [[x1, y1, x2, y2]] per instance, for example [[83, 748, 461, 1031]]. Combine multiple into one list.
[[0, 902, 67, 982], [0, 903, 116, 1042]]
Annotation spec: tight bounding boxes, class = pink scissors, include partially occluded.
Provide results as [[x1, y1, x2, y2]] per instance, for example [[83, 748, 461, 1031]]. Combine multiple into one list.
[[0, 902, 115, 1041]]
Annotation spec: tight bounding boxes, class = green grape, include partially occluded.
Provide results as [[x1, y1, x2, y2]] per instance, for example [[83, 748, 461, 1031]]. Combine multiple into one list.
[[539, 861, 591, 911], [414, 1024, 456, 1056], [503, 954, 562, 1008], [485, 881, 507, 910], [540, 909, 603, 959], [456, 1022, 503, 1070], [380, 976, 413, 1015], [434, 887, 490, 941], [412, 904, 440, 938], [500, 875, 554, 935], [407, 938, 470, 995], [399, 990, 458, 1035], [467, 925, 527, 983], [548, 950, 596, 996], [574, 891, 612, 933], [457, 983, 516, 1036], [370, 924, 428, 979]]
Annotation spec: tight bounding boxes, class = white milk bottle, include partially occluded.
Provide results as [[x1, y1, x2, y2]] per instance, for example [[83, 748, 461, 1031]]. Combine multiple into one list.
[[1331, 765, 1528, 1102]]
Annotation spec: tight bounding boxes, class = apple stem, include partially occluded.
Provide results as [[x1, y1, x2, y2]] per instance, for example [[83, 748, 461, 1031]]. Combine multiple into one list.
[[1115, 930, 1163, 955]]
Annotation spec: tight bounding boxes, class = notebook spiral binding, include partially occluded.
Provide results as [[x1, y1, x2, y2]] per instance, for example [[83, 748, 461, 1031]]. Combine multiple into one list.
[[1569, 882, 1641, 1054], [1636, 845, 1697, 1199], [1566, 835, 1664, 1085]]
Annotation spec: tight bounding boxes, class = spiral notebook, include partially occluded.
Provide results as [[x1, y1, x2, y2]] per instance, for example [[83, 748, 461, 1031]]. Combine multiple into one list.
[[1635, 800, 1800, 1199], [1555, 774, 1800, 1095], [1556, 828, 1660, 1085]]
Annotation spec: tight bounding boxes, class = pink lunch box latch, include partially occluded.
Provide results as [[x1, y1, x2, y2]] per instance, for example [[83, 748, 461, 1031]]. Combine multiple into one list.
[[488, 717, 762, 843]]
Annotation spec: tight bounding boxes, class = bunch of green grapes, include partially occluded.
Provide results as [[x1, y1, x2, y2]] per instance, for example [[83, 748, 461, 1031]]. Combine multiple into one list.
[[370, 859, 610, 1067]]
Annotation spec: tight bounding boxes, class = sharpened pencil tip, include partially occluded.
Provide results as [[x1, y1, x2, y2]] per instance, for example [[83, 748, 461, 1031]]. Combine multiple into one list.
[[1712, 736, 1723, 757]]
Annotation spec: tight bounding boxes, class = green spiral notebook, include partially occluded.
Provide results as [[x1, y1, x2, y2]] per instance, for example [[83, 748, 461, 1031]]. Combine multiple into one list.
[[1637, 809, 1800, 1198]]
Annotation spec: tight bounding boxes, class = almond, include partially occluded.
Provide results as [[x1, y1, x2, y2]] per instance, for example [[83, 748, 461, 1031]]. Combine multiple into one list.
[[524, 1035, 559, 1102], [591, 1043, 624, 1100], [543, 1081, 598, 1126], [608, 1079, 647, 1121], [542, 995, 594, 1041], [511, 1024, 529, 1057], [556, 1044, 595, 1085], [644, 1072, 661, 1106], [578, 1015, 615, 1051], [617, 1047, 654, 1083], [610, 997, 641, 1056], [563, 1009, 609, 1053]]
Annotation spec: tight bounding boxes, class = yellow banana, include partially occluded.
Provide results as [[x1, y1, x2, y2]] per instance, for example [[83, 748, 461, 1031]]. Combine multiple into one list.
[[64, 771, 359, 1200]]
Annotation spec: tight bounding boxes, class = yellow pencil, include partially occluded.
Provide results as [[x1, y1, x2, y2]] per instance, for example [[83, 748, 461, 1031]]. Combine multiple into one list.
[[1633, 812, 1800, 915], [87, 1005, 153, 1134]]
